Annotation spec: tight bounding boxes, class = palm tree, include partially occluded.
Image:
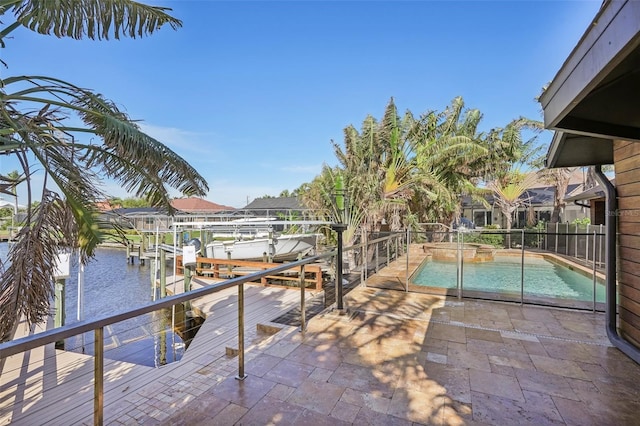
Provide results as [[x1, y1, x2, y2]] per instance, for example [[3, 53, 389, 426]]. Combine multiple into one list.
[[539, 167, 576, 223], [0, 1, 209, 341], [487, 171, 539, 246], [410, 97, 490, 229]]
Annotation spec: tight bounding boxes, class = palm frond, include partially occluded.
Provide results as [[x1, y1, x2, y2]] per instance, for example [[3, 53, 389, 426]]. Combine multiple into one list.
[[0, 191, 76, 341], [3, 76, 209, 208], [10, 0, 182, 41]]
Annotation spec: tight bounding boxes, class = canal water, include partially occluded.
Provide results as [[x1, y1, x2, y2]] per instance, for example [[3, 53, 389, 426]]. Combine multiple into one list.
[[0, 243, 201, 367]]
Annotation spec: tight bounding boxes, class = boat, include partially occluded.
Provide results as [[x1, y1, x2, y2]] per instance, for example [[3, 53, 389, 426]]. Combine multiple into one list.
[[204, 234, 318, 261]]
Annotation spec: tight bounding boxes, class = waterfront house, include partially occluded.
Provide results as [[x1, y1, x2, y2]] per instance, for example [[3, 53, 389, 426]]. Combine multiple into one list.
[[240, 196, 309, 219], [460, 169, 589, 228], [539, 0, 640, 362]]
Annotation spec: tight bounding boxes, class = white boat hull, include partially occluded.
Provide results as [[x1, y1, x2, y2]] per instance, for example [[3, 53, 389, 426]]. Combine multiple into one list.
[[205, 234, 315, 261]]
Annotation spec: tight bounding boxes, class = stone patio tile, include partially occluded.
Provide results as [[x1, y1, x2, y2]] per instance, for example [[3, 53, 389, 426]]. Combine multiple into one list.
[[538, 338, 595, 364], [489, 362, 515, 377], [387, 386, 445, 424], [520, 340, 550, 356], [339, 387, 391, 414], [210, 402, 248, 425], [469, 369, 524, 402], [440, 399, 479, 426], [564, 377, 599, 394], [159, 409, 214, 426], [470, 390, 564, 425], [419, 337, 449, 355], [266, 383, 295, 401], [309, 366, 334, 382], [569, 386, 640, 425], [329, 400, 360, 423], [598, 349, 640, 380], [522, 390, 565, 422], [465, 337, 512, 357], [244, 353, 282, 377], [511, 318, 552, 335], [423, 361, 472, 404], [285, 341, 343, 370], [427, 323, 467, 344], [353, 406, 413, 426], [514, 368, 578, 401], [263, 359, 315, 388], [424, 351, 448, 365], [465, 327, 503, 343], [329, 362, 397, 399], [447, 344, 491, 372], [287, 378, 345, 415], [590, 375, 640, 399], [209, 374, 276, 408], [263, 337, 302, 358], [520, 307, 562, 325], [488, 351, 535, 370], [528, 354, 589, 380], [552, 396, 607, 426]]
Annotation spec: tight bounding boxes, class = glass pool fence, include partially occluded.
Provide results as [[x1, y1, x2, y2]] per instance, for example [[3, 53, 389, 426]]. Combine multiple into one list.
[[351, 226, 606, 312]]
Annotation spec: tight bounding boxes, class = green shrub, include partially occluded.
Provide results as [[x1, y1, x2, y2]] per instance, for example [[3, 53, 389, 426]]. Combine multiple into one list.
[[462, 227, 504, 247]]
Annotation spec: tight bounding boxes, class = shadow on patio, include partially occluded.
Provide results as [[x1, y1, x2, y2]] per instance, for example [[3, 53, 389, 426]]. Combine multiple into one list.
[[152, 281, 640, 425]]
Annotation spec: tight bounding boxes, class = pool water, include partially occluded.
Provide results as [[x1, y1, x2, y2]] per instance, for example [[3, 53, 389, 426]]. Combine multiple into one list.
[[412, 255, 605, 302]]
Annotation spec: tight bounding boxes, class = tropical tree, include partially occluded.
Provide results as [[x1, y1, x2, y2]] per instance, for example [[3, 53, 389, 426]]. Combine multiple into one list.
[[539, 167, 576, 223], [487, 171, 539, 246], [0, 1, 209, 341], [409, 97, 491, 229]]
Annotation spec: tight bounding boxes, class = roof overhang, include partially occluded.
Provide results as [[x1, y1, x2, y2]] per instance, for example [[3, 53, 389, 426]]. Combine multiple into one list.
[[545, 131, 614, 168], [541, 0, 640, 167]]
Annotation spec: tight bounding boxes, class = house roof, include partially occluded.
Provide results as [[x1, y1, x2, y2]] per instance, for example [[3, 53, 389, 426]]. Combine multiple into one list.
[[461, 179, 584, 208], [542, 1, 640, 168], [109, 207, 167, 216], [565, 179, 616, 203], [171, 197, 235, 213], [528, 169, 586, 188], [243, 197, 305, 210]]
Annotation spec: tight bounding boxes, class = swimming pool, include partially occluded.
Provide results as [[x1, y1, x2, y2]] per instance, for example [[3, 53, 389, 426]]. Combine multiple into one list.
[[411, 255, 605, 306]]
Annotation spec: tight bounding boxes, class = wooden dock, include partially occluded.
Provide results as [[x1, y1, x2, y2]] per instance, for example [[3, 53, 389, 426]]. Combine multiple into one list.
[[0, 277, 319, 425]]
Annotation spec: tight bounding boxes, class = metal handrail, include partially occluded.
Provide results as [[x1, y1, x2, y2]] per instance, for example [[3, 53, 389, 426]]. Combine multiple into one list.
[[0, 250, 337, 426], [0, 251, 333, 359]]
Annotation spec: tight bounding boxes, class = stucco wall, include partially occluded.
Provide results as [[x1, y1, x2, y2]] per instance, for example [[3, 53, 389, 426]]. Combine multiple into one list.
[[614, 140, 640, 347]]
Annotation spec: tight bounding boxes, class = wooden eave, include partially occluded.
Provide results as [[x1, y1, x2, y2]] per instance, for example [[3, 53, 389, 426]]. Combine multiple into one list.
[[542, 0, 640, 168]]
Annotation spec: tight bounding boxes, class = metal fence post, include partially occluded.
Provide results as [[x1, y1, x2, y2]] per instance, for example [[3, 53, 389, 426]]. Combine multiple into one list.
[[300, 265, 306, 332], [386, 238, 390, 267], [363, 230, 368, 283], [405, 229, 410, 292], [457, 231, 462, 300], [236, 283, 247, 380], [599, 224, 604, 267], [593, 231, 597, 313], [94, 327, 104, 426], [586, 224, 590, 262], [521, 230, 525, 305]]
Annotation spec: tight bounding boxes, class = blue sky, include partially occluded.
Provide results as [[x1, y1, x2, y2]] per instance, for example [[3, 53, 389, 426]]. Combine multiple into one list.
[[2, 1, 602, 208]]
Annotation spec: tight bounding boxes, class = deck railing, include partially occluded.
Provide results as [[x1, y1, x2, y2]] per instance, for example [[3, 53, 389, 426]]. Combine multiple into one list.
[[0, 231, 408, 425], [0, 251, 335, 426]]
